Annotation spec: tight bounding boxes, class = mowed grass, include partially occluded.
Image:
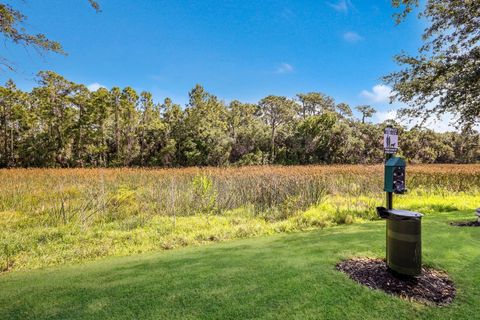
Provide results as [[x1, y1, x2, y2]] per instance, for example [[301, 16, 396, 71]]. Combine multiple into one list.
[[1, 210, 479, 320]]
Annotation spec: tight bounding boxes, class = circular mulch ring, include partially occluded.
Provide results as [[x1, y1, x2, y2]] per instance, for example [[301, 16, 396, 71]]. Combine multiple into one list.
[[336, 258, 455, 306], [451, 221, 480, 227]]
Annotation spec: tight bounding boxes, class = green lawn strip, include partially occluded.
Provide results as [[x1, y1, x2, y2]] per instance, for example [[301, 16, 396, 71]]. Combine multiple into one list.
[[0, 210, 479, 319]]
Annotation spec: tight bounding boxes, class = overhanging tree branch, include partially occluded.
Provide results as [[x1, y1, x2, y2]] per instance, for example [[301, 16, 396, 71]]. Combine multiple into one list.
[[0, 1, 100, 71], [385, 0, 480, 128]]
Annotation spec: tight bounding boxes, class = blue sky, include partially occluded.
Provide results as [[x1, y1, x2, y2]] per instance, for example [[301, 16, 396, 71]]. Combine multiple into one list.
[[4, 0, 429, 124]]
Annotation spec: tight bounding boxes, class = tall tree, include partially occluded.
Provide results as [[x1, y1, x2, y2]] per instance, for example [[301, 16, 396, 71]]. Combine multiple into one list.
[[119, 87, 139, 166], [160, 97, 183, 166], [258, 95, 298, 163], [0, 80, 29, 167], [109, 87, 122, 164], [291, 112, 337, 164], [355, 105, 376, 124], [386, 0, 480, 127], [227, 100, 266, 164], [336, 103, 353, 119], [88, 87, 111, 166], [138, 91, 164, 166], [181, 85, 230, 166], [72, 84, 91, 166], [296, 92, 335, 119], [30, 71, 78, 167]]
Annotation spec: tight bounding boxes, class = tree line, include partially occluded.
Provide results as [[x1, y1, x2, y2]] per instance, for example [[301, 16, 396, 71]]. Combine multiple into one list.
[[0, 71, 479, 168]]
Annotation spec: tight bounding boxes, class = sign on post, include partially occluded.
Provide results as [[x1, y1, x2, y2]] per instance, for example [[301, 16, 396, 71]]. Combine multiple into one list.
[[384, 127, 398, 154]]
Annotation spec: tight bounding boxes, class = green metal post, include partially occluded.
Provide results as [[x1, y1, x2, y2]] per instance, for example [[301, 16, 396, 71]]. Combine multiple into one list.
[[385, 153, 393, 210], [385, 149, 393, 267]]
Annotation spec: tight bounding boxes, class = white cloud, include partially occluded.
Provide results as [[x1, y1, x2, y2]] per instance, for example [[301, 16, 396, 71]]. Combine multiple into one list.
[[343, 31, 363, 43], [373, 96, 478, 133], [376, 109, 398, 123], [275, 63, 294, 74], [328, 0, 353, 13], [427, 113, 456, 133], [375, 108, 457, 133], [360, 84, 392, 103], [87, 83, 106, 91]]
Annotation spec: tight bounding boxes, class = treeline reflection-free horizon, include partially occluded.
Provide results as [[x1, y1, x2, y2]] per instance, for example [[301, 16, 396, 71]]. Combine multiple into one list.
[[1, 71, 479, 168]]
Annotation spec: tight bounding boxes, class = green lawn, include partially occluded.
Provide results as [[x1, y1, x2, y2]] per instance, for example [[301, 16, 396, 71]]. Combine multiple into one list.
[[1, 210, 479, 320]]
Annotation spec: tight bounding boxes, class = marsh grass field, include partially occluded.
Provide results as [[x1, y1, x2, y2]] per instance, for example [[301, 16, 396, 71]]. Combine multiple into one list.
[[1, 165, 480, 273]]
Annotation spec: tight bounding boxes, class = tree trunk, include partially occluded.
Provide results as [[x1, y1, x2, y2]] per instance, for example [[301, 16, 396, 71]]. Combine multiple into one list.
[[2, 103, 8, 166], [101, 122, 107, 167], [76, 104, 84, 166], [270, 124, 276, 163], [10, 125, 14, 166], [115, 104, 120, 161]]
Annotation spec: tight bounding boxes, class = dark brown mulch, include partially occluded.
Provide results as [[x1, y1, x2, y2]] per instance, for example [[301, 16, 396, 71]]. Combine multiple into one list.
[[336, 258, 456, 306], [451, 220, 480, 227]]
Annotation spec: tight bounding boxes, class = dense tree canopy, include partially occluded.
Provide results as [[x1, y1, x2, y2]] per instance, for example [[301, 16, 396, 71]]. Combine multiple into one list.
[[387, 0, 480, 128], [0, 71, 478, 168]]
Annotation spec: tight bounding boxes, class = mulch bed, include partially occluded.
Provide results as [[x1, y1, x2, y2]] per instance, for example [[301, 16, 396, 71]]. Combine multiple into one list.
[[336, 258, 456, 306], [451, 220, 480, 227]]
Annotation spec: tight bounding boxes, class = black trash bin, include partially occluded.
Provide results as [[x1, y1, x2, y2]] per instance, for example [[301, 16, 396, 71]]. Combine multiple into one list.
[[377, 207, 423, 276]]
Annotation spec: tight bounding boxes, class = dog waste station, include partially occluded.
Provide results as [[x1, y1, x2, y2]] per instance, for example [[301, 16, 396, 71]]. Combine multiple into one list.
[[377, 127, 423, 276]]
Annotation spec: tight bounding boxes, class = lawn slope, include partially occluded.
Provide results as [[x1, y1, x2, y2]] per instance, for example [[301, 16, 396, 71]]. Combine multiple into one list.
[[0, 211, 479, 320]]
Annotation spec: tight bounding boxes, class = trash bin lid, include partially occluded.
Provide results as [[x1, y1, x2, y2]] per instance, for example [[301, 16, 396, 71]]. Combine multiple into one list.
[[388, 209, 423, 218]]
